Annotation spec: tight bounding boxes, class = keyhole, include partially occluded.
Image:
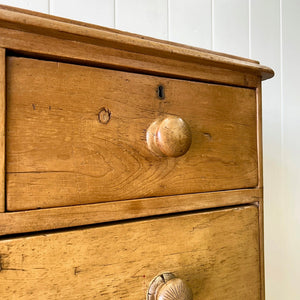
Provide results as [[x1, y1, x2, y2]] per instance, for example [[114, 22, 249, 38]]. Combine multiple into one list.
[[157, 85, 165, 100]]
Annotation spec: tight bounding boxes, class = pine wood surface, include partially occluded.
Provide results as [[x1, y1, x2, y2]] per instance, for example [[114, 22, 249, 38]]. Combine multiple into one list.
[[0, 188, 262, 236], [256, 84, 265, 298], [6, 56, 258, 211], [259, 197, 265, 300], [0, 6, 274, 299], [0, 205, 260, 300], [0, 4, 259, 64], [0, 5, 273, 82], [257, 83, 263, 188], [0, 27, 261, 89], [0, 48, 4, 213]]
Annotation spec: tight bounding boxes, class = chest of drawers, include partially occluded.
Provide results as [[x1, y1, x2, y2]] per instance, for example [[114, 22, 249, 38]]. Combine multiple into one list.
[[0, 5, 273, 300]]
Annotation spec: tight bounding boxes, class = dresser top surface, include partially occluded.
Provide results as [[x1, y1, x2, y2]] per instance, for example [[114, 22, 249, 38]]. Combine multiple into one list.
[[0, 4, 274, 81]]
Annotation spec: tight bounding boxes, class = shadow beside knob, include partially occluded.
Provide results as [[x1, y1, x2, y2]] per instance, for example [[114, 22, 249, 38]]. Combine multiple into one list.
[[146, 116, 192, 157]]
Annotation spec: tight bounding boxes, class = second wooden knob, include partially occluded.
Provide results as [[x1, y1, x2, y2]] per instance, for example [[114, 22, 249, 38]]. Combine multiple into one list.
[[147, 272, 193, 300]]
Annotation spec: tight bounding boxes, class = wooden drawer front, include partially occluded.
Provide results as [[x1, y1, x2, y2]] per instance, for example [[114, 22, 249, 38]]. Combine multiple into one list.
[[0, 205, 260, 299], [6, 57, 257, 211]]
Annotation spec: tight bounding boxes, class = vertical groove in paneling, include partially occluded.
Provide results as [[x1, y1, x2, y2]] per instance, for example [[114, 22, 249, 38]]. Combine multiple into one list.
[[251, 1, 283, 299], [115, 0, 168, 39], [113, 0, 116, 28], [279, 0, 283, 163], [214, 0, 249, 57], [49, 0, 114, 27], [248, 0, 252, 58], [279, 2, 285, 297], [281, 0, 300, 298], [168, 0, 212, 48], [211, 0, 215, 50], [0, 0, 48, 13], [167, 0, 170, 40]]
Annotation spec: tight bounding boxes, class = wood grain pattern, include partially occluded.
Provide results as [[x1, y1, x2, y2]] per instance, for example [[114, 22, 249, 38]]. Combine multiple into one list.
[[0, 188, 262, 236], [259, 197, 265, 300], [0, 4, 258, 64], [0, 205, 260, 300], [0, 7, 273, 299], [146, 115, 192, 157], [0, 5, 273, 81], [6, 57, 258, 211], [0, 27, 261, 89], [0, 48, 5, 213], [256, 83, 265, 298], [257, 83, 263, 188]]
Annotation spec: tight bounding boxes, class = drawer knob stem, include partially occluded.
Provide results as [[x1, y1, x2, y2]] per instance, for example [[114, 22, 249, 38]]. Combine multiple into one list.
[[147, 272, 193, 300], [146, 116, 192, 157]]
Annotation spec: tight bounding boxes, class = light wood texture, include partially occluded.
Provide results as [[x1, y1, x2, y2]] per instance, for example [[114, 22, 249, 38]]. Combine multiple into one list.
[[0, 6, 273, 299], [259, 197, 265, 300], [146, 115, 192, 157], [147, 273, 193, 300], [256, 84, 265, 298], [6, 56, 258, 211], [0, 4, 258, 63], [0, 5, 273, 88], [0, 205, 260, 299], [0, 27, 260, 89], [0, 47, 5, 213], [257, 83, 263, 188], [0, 188, 262, 236]]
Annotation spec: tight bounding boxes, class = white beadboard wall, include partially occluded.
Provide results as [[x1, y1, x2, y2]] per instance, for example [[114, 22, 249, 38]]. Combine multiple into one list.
[[0, 0, 299, 299]]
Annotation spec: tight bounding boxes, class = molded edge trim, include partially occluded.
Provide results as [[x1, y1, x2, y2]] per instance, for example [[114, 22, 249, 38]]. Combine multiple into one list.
[[0, 188, 262, 236], [0, 5, 274, 81]]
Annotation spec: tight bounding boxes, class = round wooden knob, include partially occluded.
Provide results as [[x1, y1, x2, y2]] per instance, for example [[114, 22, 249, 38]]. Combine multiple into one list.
[[147, 272, 193, 300], [146, 116, 192, 157]]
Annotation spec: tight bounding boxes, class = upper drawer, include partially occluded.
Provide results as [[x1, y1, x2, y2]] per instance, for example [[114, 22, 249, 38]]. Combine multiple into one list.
[[6, 57, 258, 211]]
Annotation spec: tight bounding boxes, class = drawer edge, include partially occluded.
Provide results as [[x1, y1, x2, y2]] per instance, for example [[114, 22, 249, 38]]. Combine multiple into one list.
[[0, 47, 5, 213], [0, 205, 261, 299], [0, 188, 262, 236]]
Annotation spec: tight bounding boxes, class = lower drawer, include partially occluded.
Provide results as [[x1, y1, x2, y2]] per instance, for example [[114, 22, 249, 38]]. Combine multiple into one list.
[[0, 205, 260, 299]]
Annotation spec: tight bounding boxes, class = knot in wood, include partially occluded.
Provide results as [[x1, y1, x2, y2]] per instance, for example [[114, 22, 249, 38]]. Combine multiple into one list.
[[98, 107, 111, 124]]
